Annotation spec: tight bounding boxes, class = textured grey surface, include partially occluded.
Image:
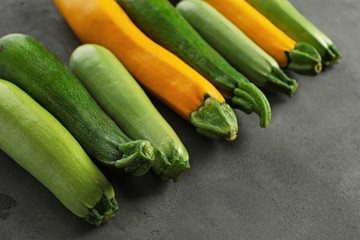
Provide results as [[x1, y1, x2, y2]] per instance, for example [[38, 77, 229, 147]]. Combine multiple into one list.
[[0, 0, 359, 239]]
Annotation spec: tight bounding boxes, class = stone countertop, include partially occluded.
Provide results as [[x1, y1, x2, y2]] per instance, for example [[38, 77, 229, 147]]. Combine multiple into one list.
[[1, 0, 359, 239]]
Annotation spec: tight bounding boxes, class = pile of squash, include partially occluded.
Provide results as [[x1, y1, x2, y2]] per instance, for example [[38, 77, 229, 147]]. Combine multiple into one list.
[[0, 0, 340, 225]]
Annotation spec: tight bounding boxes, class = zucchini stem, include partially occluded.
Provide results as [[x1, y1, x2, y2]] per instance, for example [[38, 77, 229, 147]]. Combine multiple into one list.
[[190, 97, 238, 141], [152, 149, 190, 182], [232, 82, 271, 128], [264, 66, 298, 97], [231, 89, 255, 115], [323, 44, 341, 68], [115, 140, 155, 176], [84, 195, 119, 226], [286, 42, 322, 75]]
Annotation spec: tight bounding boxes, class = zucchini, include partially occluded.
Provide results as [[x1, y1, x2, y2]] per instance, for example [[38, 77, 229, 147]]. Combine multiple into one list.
[[70, 44, 190, 182], [55, 0, 239, 141], [176, 0, 298, 96], [117, 0, 271, 128], [0, 33, 154, 176], [0, 79, 118, 226], [245, 0, 341, 67], [199, 0, 322, 75]]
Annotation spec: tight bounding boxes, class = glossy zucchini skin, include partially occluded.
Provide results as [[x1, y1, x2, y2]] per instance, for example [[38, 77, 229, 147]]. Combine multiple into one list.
[[176, 0, 298, 97], [116, 0, 271, 128], [0, 79, 118, 226], [70, 44, 190, 182], [0, 33, 154, 176], [245, 0, 341, 67]]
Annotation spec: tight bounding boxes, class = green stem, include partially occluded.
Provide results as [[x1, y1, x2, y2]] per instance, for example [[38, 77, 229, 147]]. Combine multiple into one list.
[[286, 42, 322, 75], [231, 89, 255, 115], [152, 149, 190, 182], [322, 44, 341, 68], [84, 195, 119, 226], [232, 82, 271, 128], [190, 97, 238, 141], [263, 66, 298, 97], [115, 140, 155, 176]]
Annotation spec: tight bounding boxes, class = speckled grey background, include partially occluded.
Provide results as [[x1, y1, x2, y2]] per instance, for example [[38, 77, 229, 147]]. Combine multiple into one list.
[[0, 0, 359, 239]]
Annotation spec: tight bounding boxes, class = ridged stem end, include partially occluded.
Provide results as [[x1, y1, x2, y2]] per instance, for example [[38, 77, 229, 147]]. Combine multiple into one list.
[[115, 140, 155, 176], [152, 149, 190, 182], [264, 67, 299, 97], [84, 195, 119, 226], [286, 42, 323, 75], [322, 44, 341, 68], [190, 97, 238, 141], [232, 82, 271, 128]]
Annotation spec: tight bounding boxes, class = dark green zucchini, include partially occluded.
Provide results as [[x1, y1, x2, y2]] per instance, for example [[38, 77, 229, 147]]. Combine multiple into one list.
[[116, 0, 271, 128], [0, 33, 154, 176]]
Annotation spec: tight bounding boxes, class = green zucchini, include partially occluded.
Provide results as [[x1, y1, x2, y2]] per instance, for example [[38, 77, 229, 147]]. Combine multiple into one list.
[[116, 0, 271, 128], [245, 0, 341, 67], [0, 79, 118, 226], [0, 33, 154, 176], [176, 0, 298, 96], [70, 44, 190, 182]]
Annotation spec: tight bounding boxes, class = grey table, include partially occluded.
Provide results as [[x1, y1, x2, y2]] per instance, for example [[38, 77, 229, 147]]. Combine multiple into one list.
[[0, 0, 359, 239]]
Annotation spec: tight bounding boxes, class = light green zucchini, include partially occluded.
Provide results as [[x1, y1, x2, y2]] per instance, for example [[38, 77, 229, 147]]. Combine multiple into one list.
[[176, 0, 298, 96], [245, 0, 341, 67], [0, 79, 118, 226], [70, 44, 190, 182]]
